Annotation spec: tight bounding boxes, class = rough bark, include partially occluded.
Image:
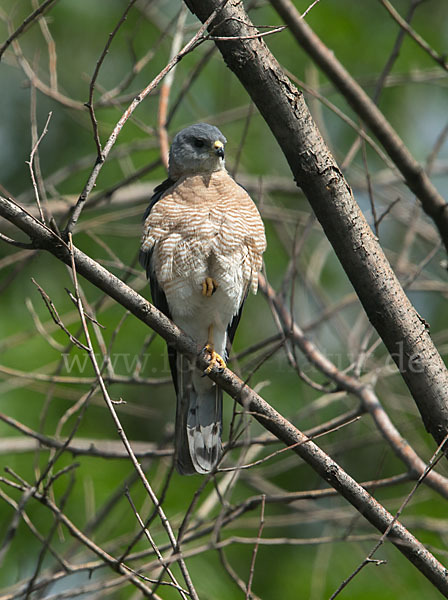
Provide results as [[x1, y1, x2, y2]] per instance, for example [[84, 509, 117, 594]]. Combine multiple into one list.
[[184, 0, 448, 447]]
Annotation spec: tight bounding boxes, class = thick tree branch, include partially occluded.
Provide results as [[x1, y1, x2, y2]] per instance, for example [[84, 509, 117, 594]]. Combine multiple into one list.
[[1, 195, 448, 595], [183, 0, 448, 450], [269, 0, 448, 251]]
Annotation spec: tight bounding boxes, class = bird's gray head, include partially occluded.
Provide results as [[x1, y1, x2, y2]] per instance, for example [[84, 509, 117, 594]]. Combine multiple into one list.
[[168, 123, 227, 180]]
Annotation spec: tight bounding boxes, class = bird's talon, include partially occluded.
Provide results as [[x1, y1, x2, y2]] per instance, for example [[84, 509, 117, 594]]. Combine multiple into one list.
[[203, 344, 226, 374], [201, 277, 218, 297]]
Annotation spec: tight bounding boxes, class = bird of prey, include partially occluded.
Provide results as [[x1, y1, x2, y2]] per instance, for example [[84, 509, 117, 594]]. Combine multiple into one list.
[[140, 123, 266, 475]]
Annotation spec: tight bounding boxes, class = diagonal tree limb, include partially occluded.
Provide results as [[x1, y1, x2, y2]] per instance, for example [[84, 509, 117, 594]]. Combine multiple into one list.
[[183, 0, 448, 450], [1, 195, 448, 595]]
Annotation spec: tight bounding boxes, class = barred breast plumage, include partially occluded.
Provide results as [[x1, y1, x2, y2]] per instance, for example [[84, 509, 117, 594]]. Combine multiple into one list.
[[141, 170, 265, 298], [140, 123, 266, 475]]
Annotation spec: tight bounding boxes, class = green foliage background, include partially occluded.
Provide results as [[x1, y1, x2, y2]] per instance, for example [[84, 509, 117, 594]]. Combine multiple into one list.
[[1, 0, 447, 598]]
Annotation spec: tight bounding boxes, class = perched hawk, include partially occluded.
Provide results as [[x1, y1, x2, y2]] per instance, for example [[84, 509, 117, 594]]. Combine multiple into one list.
[[140, 123, 266, 475]]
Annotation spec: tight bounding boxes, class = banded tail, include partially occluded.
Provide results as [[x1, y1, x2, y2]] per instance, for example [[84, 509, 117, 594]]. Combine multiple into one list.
[[174, 354, 222, 475]]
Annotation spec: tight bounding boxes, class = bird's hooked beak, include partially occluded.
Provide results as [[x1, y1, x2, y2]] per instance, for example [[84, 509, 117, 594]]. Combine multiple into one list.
[[214, 140, 225, 159]]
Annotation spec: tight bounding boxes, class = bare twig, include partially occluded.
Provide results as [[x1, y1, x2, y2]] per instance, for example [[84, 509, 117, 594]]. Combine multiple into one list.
[[330, 433, 448, 598], [380, 0, 448, 72], [0, 363, 168, 386], [342, 0, 423, 169], [220, 415, 362, 472], [361, 130, 378, 235], [0, 0, 60, 61], [0, 232, 34, 249], [86, 0, 138, 156], [269, 0, 448, 251], [32, 0, 58, 90], [0, 475, 156, 596], [125, 490, 190, 599], [301, 0, 322, 19], [206, 24, 287, 41], [63, 0, 230, 235], [31, 278, 89, 351], [158, 6, 188, 170], [246, 495, 265, 599], [258, 276, 448, 499], [8, 32, 84, 109], [27, 111, 52, 223]]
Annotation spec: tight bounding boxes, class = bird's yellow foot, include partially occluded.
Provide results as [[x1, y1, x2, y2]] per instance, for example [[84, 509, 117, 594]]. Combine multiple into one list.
[[201, 277, 218, 297], [203, 343, 226, 375]]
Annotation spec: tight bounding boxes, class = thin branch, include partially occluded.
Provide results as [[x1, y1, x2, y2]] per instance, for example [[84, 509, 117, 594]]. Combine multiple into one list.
[[27, 111, 52, 223], [63, 0, 230, 236], [0, 475, 156, 596], [380, 0, 448, 73], [0, 412, 171, 460], [95, 15, 177, 106], [269, 0, 448, 251], [376, 197, 401, 227], [166, 44, 217, 127], [0, 363, 168, 386], [158, 6, 188, 170], [32, 0, 58, 91], [301, 0, 322, 19], [0, 0, 59, 61], [361, 129, 378, 235], [8, 32, 84, 109], [0, 488, 70, 573], [125, 490, 190, 600], [246, 495, 265, 599], [220, 415, 362, 473], [259, 274, 448, 499], [0, 232, 34, 249], [331, 433, 448, 598], [205, 24, 287, 41], [86, 0, 138, 157], [31, 277, 89, 351], [0, 486, 35, 565], [342, 0, 423, 169]]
